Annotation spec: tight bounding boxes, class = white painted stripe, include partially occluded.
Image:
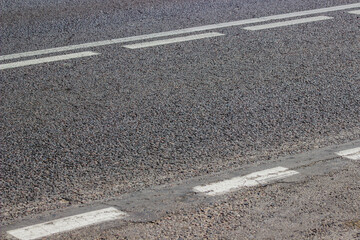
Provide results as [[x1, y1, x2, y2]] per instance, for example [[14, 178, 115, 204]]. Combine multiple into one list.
[[0, 3, 359, 61], [123, 32, 224, 49], [336, 147, 360, 160], [243, 16, 333, 31], [348, 9, 360, 14], [7, 207, 127, 240], [0, 51, 99, 70], [194, 167, 299, 196]]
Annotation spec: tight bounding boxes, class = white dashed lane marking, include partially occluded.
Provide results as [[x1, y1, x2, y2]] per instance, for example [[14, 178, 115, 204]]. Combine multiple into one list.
[[193, 167, 299, 196], [0, 51, 99, 70], [336, 147, 360, 160], [348, 9, 360, 14], [7, 207, 127, 240], [243, 16, 333, 31], [123, 32, 224, 49], [0, 3, 359, 60], [4, 141, 359, 239]]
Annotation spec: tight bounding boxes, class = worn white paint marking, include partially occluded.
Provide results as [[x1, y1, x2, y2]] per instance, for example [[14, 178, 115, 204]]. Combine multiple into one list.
[[243, 16, 333, 31], [7, 207, 127, 240], [1, 3, 359, 61], [194, 167, 299, 196], [336, 147, 360, 160], [348, 9, 360, 14], [123, 32, 224, 49], [0, 51, 99, 70]]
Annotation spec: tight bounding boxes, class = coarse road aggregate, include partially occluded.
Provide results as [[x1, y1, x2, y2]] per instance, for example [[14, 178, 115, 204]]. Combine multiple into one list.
[[51, 159, 360, 240], [1, 0, 359, 233]]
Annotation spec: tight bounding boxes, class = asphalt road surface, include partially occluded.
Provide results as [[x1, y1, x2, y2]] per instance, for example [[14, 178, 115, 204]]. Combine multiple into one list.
[[1, 0, 359, 239]]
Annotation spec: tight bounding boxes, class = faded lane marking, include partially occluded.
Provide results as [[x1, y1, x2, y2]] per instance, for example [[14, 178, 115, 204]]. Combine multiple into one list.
[[336, 147, 360, 160], [7, 207, 127, 240], [193, 166, 299, 196], [123, 32, 224, 49], [0, 3, 359, 60], [0, 51, 99, 70], [348, 9, 360, 14], [243, 16, 333, 31]]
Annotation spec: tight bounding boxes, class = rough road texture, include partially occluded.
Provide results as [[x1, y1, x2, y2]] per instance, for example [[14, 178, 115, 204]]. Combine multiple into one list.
[[54, 160, 360, 240], [1, 0, 360, 230]]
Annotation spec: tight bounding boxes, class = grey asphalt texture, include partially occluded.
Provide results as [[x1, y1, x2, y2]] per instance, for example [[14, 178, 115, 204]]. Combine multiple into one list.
[[52, 158, 360, 240], [1, 0, 360, 227]]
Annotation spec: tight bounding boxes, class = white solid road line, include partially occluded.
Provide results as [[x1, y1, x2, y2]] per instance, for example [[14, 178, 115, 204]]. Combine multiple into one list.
[[7, 207, 127, 240], [0, 51, 99, 70], [123, 32, 224, 49], [336, 147, 360, 160], [348, 9, 360, 14], [193, 167, 299, 196], [243, 16, 333, 31], [0, 3, 359, 61]]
